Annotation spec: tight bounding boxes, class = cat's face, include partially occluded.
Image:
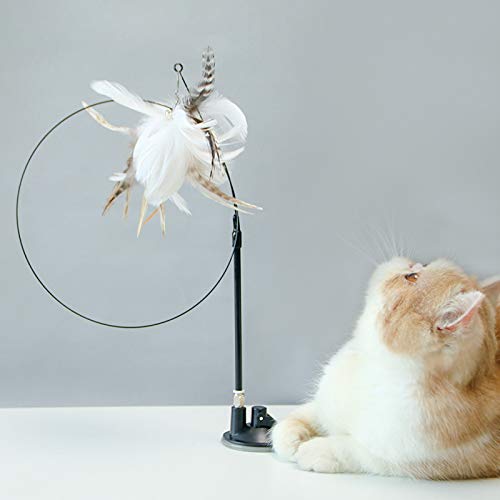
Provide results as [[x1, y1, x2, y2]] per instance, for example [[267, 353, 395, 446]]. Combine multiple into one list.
[[367, 257, 488, 357]]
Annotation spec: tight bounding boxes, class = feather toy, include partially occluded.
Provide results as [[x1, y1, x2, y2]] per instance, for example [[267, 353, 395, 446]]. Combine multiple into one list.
[[83, 47, 260, 237]]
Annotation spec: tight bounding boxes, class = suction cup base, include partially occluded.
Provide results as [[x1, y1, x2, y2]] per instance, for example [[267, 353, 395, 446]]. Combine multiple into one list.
[[221, 429, 272, 452], [222, 405, 275, 452]]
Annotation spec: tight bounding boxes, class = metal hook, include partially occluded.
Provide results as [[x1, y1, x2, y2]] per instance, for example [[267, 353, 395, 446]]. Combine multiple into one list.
[[172, 62, 191, 94], [173, 63, 184, 105], [173, 62, 190, 105]]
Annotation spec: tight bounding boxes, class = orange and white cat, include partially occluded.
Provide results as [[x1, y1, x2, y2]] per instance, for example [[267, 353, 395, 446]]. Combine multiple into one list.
[[272, 258, 500, 479]]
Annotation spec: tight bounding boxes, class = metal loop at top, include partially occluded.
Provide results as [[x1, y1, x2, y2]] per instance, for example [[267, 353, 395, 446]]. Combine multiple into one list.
[[173, 63, 184, 73], [16, 100, 237, 329]]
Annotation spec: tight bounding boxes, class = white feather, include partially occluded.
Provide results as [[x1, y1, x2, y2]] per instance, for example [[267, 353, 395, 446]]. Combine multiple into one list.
[[191, 93, 248, 185], [200, 93, 247, 156], [169, 193, 191, 215], [109, 172, 127, 182], [134, 108, 199, 206], [81, 101, 133, 136], [91, 81, 164, 117], [194, 119, 217, 129]]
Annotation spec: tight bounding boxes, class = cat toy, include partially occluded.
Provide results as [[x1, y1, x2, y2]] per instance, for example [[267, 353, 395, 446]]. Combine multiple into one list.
[[16, 48, 275, 451], [82, 47, 261, 237]]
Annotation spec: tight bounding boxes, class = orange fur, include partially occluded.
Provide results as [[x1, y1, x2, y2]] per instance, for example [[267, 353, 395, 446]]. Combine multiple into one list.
[[496, 303, 500, 363]]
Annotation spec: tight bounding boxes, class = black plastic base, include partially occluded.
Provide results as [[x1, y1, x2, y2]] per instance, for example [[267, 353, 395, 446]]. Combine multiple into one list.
[[221, 429, 271, 451], [222, 405, 275, 452]]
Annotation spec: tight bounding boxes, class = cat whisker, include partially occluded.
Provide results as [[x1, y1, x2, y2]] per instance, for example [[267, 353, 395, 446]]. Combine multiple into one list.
[[335, 232, 379, 267], [366, 225, 390, 263]]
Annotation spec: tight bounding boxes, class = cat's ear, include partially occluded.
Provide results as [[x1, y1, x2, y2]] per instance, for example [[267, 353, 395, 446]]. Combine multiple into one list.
[[436, 291, 485, 332], [481, 276, 500, 306]]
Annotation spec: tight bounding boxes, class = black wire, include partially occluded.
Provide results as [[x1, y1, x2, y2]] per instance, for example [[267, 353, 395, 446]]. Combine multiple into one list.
[[16, 100, 237, 329]]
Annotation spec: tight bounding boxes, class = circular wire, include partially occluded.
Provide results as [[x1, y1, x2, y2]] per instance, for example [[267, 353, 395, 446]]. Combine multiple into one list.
[[16, 100, 237, 329]]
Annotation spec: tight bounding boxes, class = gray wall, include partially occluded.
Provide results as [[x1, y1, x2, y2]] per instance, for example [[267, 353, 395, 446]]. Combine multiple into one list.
[[2, 0, 500, 407]]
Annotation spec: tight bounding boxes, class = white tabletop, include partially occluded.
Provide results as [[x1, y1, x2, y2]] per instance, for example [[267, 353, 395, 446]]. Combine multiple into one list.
[[0, 405, 498, 500]]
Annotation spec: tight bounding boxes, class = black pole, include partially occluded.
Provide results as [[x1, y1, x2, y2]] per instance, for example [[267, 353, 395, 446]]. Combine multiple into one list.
[[232, 214, 243, 392], [222, 182, 276, 451]]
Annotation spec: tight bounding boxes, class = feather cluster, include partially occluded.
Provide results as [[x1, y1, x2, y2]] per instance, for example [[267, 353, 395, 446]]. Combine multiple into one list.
[[83, 47, 260, 236]]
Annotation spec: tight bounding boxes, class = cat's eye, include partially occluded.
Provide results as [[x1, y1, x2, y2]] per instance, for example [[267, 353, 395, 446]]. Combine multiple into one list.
[[405, 272, 419, 283]]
